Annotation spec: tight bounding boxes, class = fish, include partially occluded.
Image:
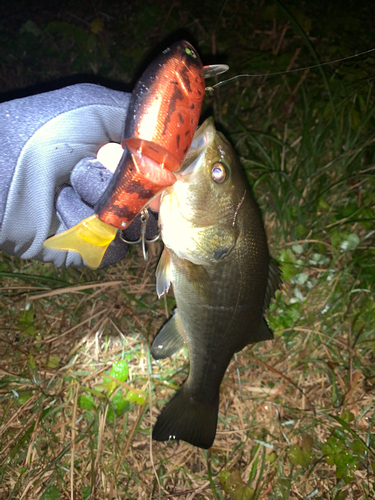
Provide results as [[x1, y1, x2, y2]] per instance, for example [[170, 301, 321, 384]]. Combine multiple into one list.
[[44, 40, 205, 269], [151, 117, 281, 449]]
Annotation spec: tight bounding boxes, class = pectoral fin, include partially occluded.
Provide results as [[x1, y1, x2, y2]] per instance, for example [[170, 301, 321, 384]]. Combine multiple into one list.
[[156, 247, 172, 298], [43, 215, 117, 269], [151, 310, 185, 359], [183, 259, 213, 301]]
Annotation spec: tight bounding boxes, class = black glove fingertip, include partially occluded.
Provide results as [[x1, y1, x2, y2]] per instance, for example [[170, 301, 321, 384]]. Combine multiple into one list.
[[121, 208, 159, 242], [71, 157, 113, 206], [145, 208, 159, 239], [55, 185, 94, 229], [99, 231, 129, 268]]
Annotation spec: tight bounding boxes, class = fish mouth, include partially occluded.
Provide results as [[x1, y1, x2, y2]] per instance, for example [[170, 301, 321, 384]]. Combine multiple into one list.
[[178, 118, 216, 176]]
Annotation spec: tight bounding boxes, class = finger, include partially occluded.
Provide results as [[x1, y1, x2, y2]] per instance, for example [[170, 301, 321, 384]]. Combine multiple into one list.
[[121, 209, 159, 242], [97, 142, 124, 173], [55, 185, 94, 229], [99, 231, 129, 268], [70, 157, 113, 206], [145, 209, 159, 239]]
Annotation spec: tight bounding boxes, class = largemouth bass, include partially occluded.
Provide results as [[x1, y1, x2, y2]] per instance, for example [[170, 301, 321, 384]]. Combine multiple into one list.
[[152, 118, 281, 449]]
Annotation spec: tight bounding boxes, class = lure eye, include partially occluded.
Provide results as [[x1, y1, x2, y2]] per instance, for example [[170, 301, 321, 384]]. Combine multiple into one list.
[[185, 47, 197, 59], [211, 162, 227, 184]]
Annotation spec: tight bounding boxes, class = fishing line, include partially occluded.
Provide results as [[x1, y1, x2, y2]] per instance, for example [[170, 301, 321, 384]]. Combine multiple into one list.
[[211, 46, 375, 89]]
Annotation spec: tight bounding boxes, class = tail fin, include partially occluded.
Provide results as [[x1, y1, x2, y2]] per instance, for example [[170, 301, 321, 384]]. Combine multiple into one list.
[[43, 215, 117, 269], [153, 385, 219, 449]]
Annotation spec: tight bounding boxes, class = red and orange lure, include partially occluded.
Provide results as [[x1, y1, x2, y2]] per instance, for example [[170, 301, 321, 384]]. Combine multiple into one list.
[[44, 41, 205, 268]]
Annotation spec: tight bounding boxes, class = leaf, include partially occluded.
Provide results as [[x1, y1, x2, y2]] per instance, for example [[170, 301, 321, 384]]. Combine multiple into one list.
[[109, 360, 129, 382], [125, 390, 147, 405], [107, 391, 129, 422], [340, 233, 360, 252], [301, 435, 313, 453], [334, 493, 348, 500], [91, 18, 104, 34], [261, 5, 279, 20], [220, 470, 255, 500], [17, 391, 33, 405], [28, 353, 36, 370], [20, 20, 42, 37], [273, 478, 291, 500], [329, 414, 375, 459], [288, 442, 311, 467], [46, 355, 60, 369], [279, 248, 299, 280], [335, 450, 358, 484], [292, 244, 304, 254], [40, 485, 61, 500], [341, 410, 355, 424], [78, 395, 95, 411], [318, 198, 330, 211], [234, 485, 255, 500], [220, 471, 231, 491], [292, 272, 308, 284], [82, 486, 92, 500], [17, 309, 35, 336], [103, 360, 129, 394]]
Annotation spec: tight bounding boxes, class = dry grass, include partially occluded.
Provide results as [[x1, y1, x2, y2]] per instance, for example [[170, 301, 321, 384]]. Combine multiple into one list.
[[1, 223, 374, 499]]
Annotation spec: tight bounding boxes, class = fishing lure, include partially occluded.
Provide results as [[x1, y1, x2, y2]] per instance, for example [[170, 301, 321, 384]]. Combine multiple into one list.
[[44, 40, 206, 268]]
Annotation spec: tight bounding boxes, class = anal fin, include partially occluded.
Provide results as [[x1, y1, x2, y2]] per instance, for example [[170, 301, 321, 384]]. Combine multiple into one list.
[[238, 318, 274, 352], [253, 318, 274, 343], [151, 309, 185, 360]]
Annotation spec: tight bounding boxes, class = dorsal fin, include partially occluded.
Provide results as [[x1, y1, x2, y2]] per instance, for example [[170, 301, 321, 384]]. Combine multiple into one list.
[[263, 261, 282, 313], [241, 261, 281, 350]]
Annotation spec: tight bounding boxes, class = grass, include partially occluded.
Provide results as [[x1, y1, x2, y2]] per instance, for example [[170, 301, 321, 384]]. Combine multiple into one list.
[[1, 2, 375, 499]]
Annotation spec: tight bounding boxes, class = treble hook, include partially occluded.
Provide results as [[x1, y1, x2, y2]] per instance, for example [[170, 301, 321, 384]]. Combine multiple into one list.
[[120, 208, 160, 261]]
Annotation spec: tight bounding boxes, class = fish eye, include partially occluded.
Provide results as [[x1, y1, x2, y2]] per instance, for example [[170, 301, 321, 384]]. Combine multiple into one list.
[[211, 162, 227, 183]]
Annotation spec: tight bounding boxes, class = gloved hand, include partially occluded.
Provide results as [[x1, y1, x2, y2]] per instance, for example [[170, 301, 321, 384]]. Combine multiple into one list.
[[55, 155, 159, 268], [0, 83, 157, 268]]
